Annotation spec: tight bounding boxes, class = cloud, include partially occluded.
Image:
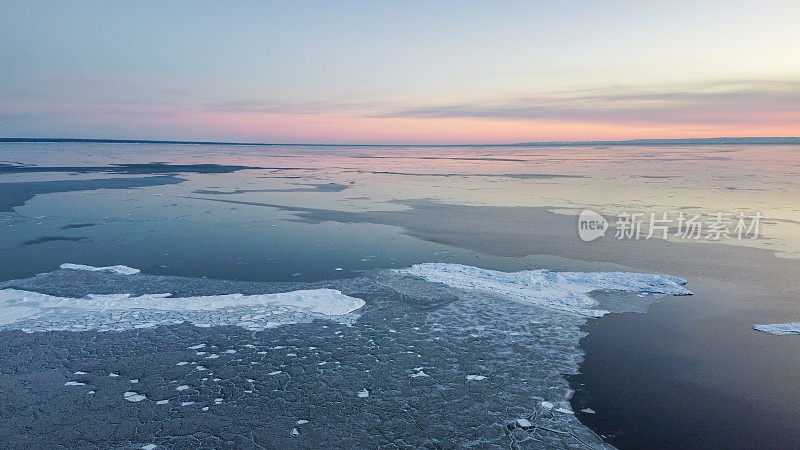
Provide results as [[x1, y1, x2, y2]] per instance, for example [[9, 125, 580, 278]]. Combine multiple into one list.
[[380, 79, 800, 126]]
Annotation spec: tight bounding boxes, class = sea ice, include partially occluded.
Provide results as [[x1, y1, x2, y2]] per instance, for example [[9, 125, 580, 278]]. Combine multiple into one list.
[[0, 286, 365, 331], [753, 322, 800, 335], [357, 388, 369, 398], [395, 263, 690, 317], [124, 391, 146, 402], [515, 418, 533, 429], [64, 381, 85, 386], [466, 375, 487, 381], [410, 369, 429, 378], [73, 371, 87, 375], [156, 400, 169, 405], [60, 263, 140, 275], [176, 385, 190, 391]]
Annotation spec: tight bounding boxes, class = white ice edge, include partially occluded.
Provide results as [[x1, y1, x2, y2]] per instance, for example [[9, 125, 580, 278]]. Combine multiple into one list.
[[0, 288, 365, 331], [60, 263, 141, 275], [753, 322, 800, 335], [394, 263, 691, 317]]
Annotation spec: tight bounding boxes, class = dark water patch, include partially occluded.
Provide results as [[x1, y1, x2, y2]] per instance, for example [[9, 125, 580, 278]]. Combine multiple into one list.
[[193, 182, 350, 195], [0, 175, 183, 212], [22, 236, 87, 246], [60, 223, 96, 230], [0, 162, 261, 175]]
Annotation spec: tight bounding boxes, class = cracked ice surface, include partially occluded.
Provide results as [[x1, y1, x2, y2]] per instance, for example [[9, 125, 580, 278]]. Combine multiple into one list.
[[0, 264, 689, 448]]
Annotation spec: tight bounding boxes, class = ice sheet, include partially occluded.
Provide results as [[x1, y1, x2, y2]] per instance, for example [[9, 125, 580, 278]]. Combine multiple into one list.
[[0, 263, 693, 447]]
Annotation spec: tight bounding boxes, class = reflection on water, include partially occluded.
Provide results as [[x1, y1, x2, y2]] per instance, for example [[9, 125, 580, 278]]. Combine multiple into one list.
[[1, 141, 799, 447]]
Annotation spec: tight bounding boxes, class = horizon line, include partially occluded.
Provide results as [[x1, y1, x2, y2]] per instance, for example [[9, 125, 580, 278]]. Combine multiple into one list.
[[2, 136, 799, 147]]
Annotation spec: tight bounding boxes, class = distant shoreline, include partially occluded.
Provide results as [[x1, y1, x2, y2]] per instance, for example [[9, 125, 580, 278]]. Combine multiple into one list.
[[1, 136, 799, 147]]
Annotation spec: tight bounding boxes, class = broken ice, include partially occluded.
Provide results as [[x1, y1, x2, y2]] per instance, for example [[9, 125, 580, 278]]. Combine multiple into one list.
[[395, 263, 691, 317]]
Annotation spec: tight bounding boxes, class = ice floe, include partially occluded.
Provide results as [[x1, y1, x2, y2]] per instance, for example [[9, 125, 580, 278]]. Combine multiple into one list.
[[357, 388, 369, 398], [515, 418, 534, 429], [0, 286, 365, 331], [410, 368, 429, 378], [60, 263, 140, 275], [64, 381, 85, 386], [124, 391, 146, 402], [466, 375, 487, 381], [395, 263, 690, 317], [753, 322, 800, 335]]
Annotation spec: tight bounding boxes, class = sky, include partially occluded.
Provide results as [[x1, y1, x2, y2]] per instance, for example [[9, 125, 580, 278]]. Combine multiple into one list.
[[1, 1, 799, 144]]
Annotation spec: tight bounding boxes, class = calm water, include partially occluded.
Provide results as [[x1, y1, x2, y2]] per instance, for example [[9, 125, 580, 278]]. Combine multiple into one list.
[[1, 141, 799, 447]]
